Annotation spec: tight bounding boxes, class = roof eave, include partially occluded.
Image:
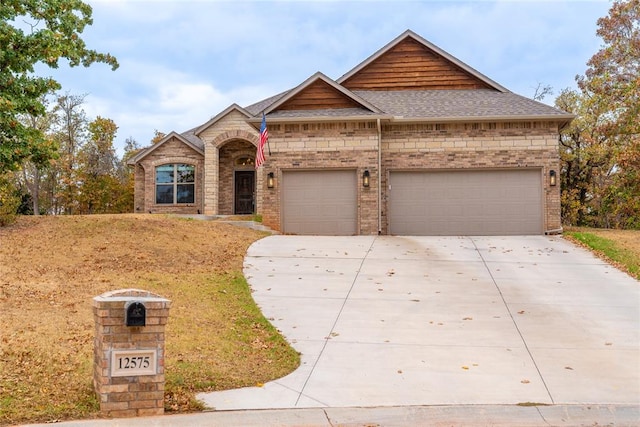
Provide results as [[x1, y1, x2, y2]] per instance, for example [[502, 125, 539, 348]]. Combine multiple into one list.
[[194, 103, 252, 136], [264, 72, 383, 115], [128, 131, 204, 164], [389, 114, 576, 123], [247, 114, 394, 125]]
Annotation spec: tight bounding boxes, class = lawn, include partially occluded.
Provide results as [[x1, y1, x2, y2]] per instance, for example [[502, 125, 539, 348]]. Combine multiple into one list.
[[0, 215, 300, 425], [564, 228, 640, 280]]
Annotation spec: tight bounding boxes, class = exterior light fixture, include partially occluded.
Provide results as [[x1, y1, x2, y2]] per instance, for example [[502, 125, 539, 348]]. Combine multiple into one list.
[[363, 170, 370, 188], [267, 172, 275, 189], [549, 170, 557, 186]]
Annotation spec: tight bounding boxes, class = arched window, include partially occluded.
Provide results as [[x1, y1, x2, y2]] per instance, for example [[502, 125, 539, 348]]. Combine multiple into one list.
[[155, 164, 195, 204], [235, 156, 255, 167]]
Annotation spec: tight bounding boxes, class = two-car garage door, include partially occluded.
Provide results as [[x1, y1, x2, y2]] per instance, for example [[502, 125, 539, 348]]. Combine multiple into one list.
[[388, 169, 543, 235]]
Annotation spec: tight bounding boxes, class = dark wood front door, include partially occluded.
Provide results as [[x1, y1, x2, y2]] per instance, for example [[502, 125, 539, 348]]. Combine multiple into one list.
[[234, 171, 255, 214]]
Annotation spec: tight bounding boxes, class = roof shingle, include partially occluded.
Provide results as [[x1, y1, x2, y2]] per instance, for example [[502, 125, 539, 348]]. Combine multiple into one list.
[[354, 89, 572, 120]]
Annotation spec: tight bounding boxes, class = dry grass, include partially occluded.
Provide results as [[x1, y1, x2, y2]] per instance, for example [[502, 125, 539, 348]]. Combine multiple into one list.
[[0, 215, 300, 425], [565, 228, 640, 280]]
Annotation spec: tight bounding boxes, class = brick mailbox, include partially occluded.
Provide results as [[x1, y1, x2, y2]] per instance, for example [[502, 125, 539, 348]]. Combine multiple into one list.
[[93, 289, 171, 418]]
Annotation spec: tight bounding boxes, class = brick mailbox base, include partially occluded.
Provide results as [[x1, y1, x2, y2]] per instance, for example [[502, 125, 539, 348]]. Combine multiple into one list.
[[93, 289, 171, 418]]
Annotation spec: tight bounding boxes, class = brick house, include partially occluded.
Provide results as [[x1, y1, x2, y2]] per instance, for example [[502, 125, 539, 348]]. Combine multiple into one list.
[[129, 30, 573, 236]]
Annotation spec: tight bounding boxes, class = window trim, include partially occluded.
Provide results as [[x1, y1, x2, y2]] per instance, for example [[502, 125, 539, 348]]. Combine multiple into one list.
[[155, 163, 195, 205]]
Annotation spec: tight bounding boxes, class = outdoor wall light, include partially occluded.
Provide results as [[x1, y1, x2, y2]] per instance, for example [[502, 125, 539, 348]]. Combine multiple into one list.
[[267, 172, 275, 189], [362, 170, 370, 188], [549, 170, 557, 186]]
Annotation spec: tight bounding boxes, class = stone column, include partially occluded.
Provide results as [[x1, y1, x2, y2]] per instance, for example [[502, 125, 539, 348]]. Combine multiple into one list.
[[93, 289, 171, 418], [204, 143, 219, 215]]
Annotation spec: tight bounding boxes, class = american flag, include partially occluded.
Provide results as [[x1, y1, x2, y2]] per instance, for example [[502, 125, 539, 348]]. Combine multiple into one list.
[[256, 113, 268, 168]]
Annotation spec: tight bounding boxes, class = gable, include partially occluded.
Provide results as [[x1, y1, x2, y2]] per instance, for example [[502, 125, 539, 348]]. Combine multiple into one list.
[[276, 79, 363, 111], [341, 37, 495, 91], [127, 131, 204, 165]]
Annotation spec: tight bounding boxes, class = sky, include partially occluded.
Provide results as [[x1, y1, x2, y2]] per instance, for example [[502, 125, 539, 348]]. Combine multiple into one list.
[[40, 0, 613, 156]]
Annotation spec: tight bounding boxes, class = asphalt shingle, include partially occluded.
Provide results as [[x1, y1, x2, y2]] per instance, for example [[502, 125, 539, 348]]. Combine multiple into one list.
[[354, 89, 571, 119]]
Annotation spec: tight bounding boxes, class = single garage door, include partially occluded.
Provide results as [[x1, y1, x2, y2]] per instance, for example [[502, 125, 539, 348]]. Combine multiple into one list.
[[282, 170, 357, 235], [389, 169, 542, 235]]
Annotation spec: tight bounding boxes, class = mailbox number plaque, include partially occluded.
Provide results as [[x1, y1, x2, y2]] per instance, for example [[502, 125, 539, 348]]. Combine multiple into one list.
[[111, 349, 157, 377]]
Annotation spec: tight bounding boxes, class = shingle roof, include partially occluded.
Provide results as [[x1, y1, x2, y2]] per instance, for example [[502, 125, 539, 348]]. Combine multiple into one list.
[[244, 91, 290, 116], [354, 89, 573, 121], [180, 130, 204, 150]]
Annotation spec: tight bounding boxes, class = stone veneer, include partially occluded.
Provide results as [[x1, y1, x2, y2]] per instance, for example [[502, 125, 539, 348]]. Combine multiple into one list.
[[256, 120, 561, 234], [259, 122, 379, 234], [134, 118, 562, 235]]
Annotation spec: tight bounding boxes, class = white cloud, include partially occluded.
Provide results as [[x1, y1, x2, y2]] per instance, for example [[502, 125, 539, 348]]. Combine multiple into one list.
[[46, 0, 613, 155]]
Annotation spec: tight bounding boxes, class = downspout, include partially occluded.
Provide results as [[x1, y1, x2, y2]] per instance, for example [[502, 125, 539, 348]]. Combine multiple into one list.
[[377, 118, 382, 235]]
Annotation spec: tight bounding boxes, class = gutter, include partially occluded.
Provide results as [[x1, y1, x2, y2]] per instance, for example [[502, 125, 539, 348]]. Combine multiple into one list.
[[377, 118, 382, 235], [247, 113, 575, 127], [245, 114, 393, 126], [389, 114, 576, 123]]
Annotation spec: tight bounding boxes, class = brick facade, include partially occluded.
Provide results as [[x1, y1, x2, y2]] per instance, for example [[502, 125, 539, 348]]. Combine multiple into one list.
[[380, 121, 562, 234], [258, 121, 379, 234], [133, 137, 204, 215], [133, 119, 562, 234], [218, 140, 257, 215], [130, 31, 570, 235], [93, 289, 170, 418]]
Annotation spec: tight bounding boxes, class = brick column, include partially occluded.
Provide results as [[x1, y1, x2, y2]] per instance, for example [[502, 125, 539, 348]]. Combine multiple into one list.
[[93, 289, 171, 418]]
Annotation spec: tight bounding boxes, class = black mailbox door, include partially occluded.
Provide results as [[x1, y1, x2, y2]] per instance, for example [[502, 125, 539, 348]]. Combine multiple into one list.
[[125, 302, 146, 327]]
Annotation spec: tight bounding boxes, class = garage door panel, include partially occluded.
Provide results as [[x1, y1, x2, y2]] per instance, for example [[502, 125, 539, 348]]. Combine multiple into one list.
[[389, 170, 542, 236], [283, 170, 357, 235]]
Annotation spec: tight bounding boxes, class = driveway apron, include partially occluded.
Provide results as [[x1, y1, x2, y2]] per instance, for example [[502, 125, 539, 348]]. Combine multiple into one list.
[[197, 235, 640, 410]]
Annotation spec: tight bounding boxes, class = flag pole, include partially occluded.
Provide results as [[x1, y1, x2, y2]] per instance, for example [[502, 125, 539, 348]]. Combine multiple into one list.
[[263, 111, 272, 156]]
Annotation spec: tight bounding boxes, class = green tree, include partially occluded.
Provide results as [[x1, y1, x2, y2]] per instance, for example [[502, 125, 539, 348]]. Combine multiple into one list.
[[0, 0, 118, 173], [50, 93, 88, 214], [578, 0, 639, 139], [580, 0, 640, 228], [0, 173, 20, 225], [558, 0, 639, 228], [556, 88, 615, 226], [76, 116, 118, 213], [14, 96, 57, 214]]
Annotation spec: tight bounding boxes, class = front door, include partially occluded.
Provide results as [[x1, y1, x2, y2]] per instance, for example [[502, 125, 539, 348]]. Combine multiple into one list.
[[234, 171, 255, 214]]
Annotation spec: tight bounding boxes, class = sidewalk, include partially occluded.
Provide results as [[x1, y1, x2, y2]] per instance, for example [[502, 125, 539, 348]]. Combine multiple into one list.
[[21, 404, 640, 427]]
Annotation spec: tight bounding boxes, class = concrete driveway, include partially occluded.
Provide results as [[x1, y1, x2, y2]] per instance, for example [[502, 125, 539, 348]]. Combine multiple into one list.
[[198, 235, 640, 410]]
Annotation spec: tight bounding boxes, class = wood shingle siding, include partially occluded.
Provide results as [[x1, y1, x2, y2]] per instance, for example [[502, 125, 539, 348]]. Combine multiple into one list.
[[341, 38, 493, 91], [277, 80, 362, 110]]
